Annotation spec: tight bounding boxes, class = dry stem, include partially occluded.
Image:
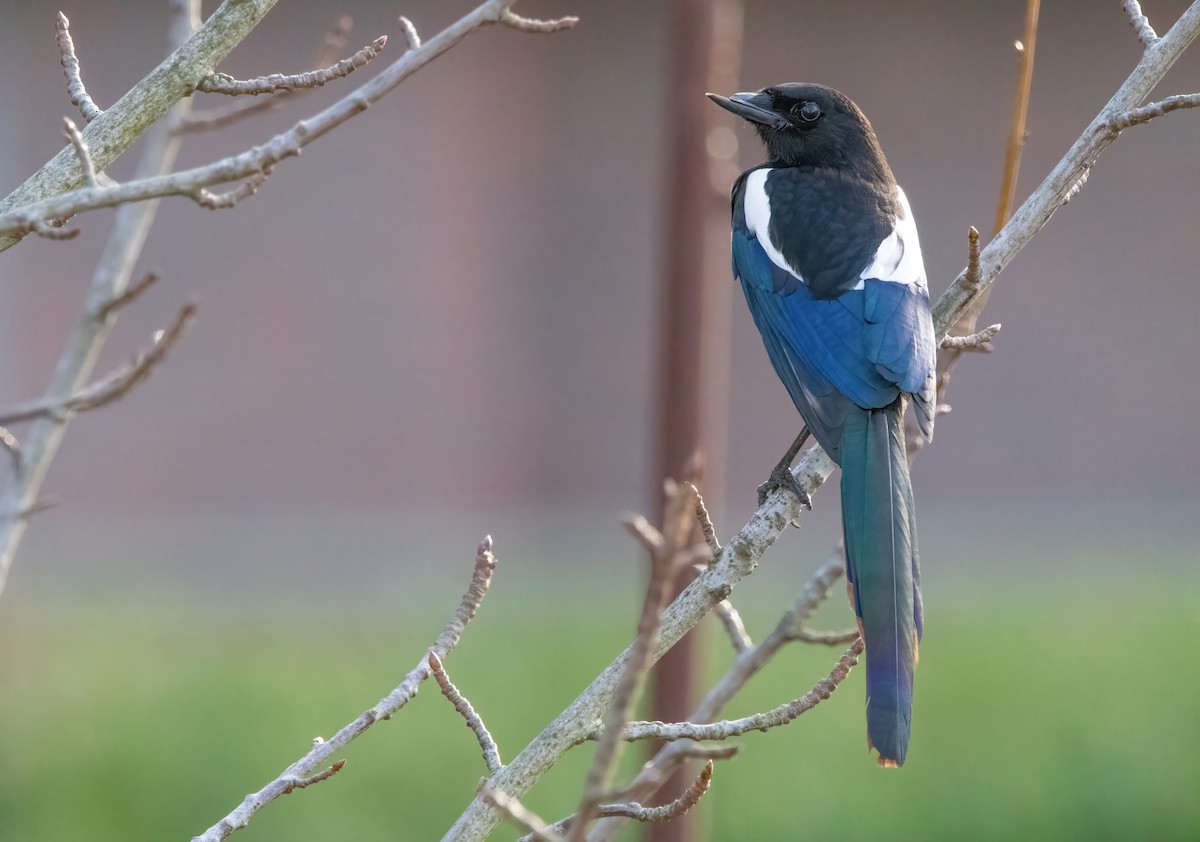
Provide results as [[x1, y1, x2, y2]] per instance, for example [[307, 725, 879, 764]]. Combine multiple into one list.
[[191, 537, 497, 841], [428, 652, 503, 775], [56, 12, 103, 122]]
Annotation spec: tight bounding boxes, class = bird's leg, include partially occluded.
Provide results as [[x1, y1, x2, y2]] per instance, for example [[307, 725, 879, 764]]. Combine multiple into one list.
[[756, 427, 813, 513]]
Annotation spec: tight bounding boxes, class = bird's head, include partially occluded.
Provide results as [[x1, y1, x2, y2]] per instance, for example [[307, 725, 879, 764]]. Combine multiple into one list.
[[707, 83, 892, 181]]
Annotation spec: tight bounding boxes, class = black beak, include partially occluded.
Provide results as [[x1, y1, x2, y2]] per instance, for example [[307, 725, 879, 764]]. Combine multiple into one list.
[[706, 91, 788, 129]]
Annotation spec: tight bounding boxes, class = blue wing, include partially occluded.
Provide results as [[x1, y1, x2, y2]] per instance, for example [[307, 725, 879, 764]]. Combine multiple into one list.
[[732, 181, 935, 464]]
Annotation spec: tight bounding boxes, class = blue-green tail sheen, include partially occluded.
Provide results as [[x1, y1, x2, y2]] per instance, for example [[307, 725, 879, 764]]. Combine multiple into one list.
[[840, 401, 922, 767]]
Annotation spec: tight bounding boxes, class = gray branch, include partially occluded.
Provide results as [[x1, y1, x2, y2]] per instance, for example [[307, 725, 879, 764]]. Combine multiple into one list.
[[0, 1, 579, 241], [0, 0, 282, 252], [195, 35, 387, 95], [191, 537, 498, 842], [55, 12, 103, 122], [1124, 0, 1159, 46]]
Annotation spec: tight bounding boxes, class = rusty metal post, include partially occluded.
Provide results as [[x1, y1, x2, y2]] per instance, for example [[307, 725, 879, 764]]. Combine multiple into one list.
[[648, 0, 743, 839]]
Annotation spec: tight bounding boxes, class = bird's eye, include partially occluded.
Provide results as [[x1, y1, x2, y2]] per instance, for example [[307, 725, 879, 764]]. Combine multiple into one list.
[[797, 101, 821, 123]]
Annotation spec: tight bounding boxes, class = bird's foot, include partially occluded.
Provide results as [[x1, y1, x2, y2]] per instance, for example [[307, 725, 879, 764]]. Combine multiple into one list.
[[756, 428, 813, 521], [756, 459, 812, 516]]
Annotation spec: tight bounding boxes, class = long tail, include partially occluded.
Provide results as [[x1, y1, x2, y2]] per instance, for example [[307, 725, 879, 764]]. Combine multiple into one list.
[[839, 400, 922, 767]]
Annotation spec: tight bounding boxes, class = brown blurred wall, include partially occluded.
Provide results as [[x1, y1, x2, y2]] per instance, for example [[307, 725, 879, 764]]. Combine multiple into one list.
[[1, 1, 1196, 537]]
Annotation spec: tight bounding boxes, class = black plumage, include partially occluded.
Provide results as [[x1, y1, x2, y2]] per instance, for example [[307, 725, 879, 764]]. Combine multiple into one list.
[[710, 82, 937, 767]]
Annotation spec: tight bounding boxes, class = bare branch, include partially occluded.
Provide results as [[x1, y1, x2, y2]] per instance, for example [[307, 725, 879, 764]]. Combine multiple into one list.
[[791, 627, 862, 646], [586, 551, 846, 841], [609, 640, 862, 743], [994, 0, 1040, 234], [1124, 0, 1159, 46], [193, 172, 271, 210], [196, 36, 388, 96], [571, 485, 685, 840], [96, 271, 160, 319], [622, 514, 664, 554], [172, 98, 280, 134], [191, 537, 497, 842], [1, 2, 576, 241], [428, 652, 503, 776], [940, 323, 1001, 352], [31, 219, 78, 240], [482, 787, 560, 840], [712, 599, 752, 653], [499, 9, 580, 33], [280, 759, 346, 794], [522, 752, 734, 842], [598, 760, 714, 824], [175, 16, 360, 133], [1110, 92, 1200, 130], [2, 0, 285, 255], [398, 16, 422, 50], [55, 12, 103, 122], [933, 2, 1200, 339], [682, 481, 720, 553], [0, 304, 196, 426], [62, 118, 98, 188], [70, 303, 196, 413], [0, 0, 201, 602]]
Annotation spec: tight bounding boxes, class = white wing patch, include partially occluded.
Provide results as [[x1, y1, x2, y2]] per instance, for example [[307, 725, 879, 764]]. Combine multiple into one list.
[[857, 186, 926, 290], [744, 169, 807, 286]]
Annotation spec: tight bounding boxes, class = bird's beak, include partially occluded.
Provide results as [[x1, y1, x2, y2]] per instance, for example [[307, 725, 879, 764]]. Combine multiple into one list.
[[706, 91, 788, 129]]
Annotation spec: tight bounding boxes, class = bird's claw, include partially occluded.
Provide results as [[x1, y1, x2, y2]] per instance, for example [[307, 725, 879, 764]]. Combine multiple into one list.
[[757, 460, 812, 518]]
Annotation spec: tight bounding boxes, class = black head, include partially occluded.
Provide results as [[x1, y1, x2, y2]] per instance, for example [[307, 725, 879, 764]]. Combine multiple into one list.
[[707, 83, 893, 183]]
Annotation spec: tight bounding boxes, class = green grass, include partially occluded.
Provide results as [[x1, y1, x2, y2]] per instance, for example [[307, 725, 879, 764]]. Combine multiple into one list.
[[1, 559, 1197, 841]]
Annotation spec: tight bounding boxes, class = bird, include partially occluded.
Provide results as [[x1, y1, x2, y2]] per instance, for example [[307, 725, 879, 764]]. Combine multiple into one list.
[[708, 83, 936, 767]]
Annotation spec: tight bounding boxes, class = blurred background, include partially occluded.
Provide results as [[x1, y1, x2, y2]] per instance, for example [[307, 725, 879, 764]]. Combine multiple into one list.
[[0, 0, 1197, 839]]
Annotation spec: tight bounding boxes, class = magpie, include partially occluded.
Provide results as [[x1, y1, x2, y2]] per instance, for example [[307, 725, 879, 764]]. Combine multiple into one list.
[[708, 83, 936, 767]]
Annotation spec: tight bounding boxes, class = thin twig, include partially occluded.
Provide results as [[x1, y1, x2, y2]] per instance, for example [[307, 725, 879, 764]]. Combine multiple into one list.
[[398, 16, 422, 50], [522, 753, 735, 842], [586, 550, 845, 841], [604, 640, 862, 743], [176, 16, 359, 133], [0, 2, 578, 241], [428, 652, 503, 775], [499, 9, 579, 32], [1110, 92, 1200, 130], [96, 271, 160, 319], [482, 787, 560, 840], [196, 36, 387, 96], [940, 323, 1001, 352], [280, 760, 346, 794], [712, 600, 752, 653], [31, 220, 78, 240], [994, 0, 1040, 235], [791, 627, 862, 646], [1124, 0, 1159, 46], [62, 118, 97, 187], [457, 4, 1200, 834], [622, 514, 664, 554], [193, 172, 271, 210], [191, 537, 498, 842], [682, 481, 720, 553], [0, 0, 199, 601], [55, 12, 102, 122], [0, 304, 196, 426], [598, 761, 714, 823], [570, 484, 685, 841]]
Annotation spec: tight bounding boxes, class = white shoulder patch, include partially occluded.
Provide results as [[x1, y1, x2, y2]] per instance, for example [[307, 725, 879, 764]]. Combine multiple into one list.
[[744, 169, 806, 286], [858, 186, 926, 290]]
